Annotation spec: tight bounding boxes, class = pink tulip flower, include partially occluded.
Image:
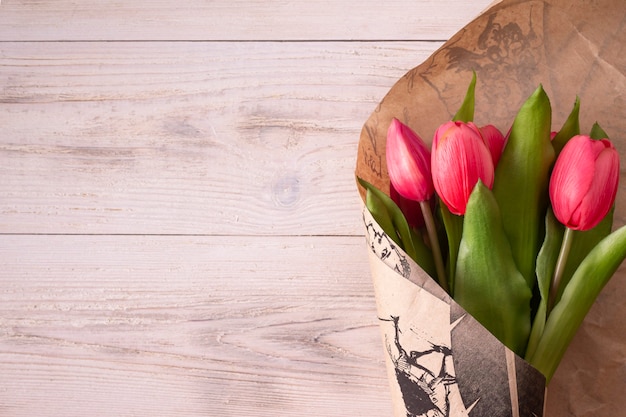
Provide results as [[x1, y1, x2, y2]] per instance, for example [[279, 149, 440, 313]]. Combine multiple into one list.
[[390, 184, 426, 229], [476, 123, 506, 167], [386, 118, 434, 202], [549, 134, 620, 231], [431, 121, 495, 215], [387, 118, 449, 291]]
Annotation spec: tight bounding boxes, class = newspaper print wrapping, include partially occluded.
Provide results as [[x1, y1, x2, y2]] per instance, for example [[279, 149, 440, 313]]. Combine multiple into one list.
[[364, 208, 546, 417]]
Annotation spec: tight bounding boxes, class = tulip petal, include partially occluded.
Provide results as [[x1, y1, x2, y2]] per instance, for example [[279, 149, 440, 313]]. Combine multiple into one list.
[[432, 121, 494, 215], [549, 136, 596, 227], [573, 145, 619, 229], [390, 184, 426, 229], [478, 124, 506, 167], [550, 136, 619, 230], [386, 118, 433, 202]]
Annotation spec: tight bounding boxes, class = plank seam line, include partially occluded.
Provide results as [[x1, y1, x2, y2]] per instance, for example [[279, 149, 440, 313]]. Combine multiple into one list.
[[0, 39, 447, 43]]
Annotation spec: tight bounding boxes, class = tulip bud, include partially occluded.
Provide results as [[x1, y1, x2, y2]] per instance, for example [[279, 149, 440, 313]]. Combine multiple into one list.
[[431, 121, 495, 215], [476, 124, 506, 167], [390, 183, 426, 229], [549, 134, 620, 231], [386, 118, 434, 202]]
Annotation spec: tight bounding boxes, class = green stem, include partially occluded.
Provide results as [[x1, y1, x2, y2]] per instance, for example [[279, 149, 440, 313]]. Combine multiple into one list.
[[548, 227, 574, 314], [420, 200, 449, 293], [440, 204, 463, 295]]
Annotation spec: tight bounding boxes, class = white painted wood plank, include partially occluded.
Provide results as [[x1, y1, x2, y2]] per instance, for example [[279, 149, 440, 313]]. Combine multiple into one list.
[[0, 235, 389, 416], [1, 235, 624, 416], [0, 0, 495, 41], [0, 41, 439, 235]]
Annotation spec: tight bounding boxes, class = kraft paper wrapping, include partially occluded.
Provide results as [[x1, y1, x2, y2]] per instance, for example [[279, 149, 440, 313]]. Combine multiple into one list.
[[356, 0, 625, 416]]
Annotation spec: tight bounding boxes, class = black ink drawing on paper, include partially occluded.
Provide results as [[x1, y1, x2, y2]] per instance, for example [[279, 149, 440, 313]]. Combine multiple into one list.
[[364, 216, 411, 279], [445, 11, 540, 82], [382, 316, 456, 417], [381, 315, 482, 417]]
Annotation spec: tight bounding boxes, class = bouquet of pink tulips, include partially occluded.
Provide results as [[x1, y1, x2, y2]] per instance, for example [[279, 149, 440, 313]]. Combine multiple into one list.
[[358, 73, 626, 384]]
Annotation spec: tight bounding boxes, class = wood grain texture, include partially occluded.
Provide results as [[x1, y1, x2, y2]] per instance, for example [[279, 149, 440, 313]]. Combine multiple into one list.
[[2, 0, 623, 416], [0, 235, 388, 416], [0, 0, 492, 41], [0, 41, 438, 235], [1, 236, 624, 416]]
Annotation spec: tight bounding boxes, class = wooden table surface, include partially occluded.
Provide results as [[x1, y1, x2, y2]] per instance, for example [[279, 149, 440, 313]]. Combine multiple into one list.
[[1, 1, 624, 416]]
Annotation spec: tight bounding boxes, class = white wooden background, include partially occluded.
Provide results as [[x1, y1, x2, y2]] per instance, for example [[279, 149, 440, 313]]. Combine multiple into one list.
[[1, 1, 623, 416]]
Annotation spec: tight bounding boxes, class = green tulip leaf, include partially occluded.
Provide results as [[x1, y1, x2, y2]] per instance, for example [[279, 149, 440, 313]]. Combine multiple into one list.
[[360, 178, 410, 250], [408, 226, 437, 279], [365, 185, 396, 237], [358, 178, 436, 278], [525, 207, 563, 359], [527, 206, 615, 361], [439, 202, 463, 295], [493, 85, 555, 288], [452, 71, 476, 123], [551, 96, 580, 155], [528, 224, 626, 382], [590, 122, 608, 140], [454, 182, 532, 356]]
